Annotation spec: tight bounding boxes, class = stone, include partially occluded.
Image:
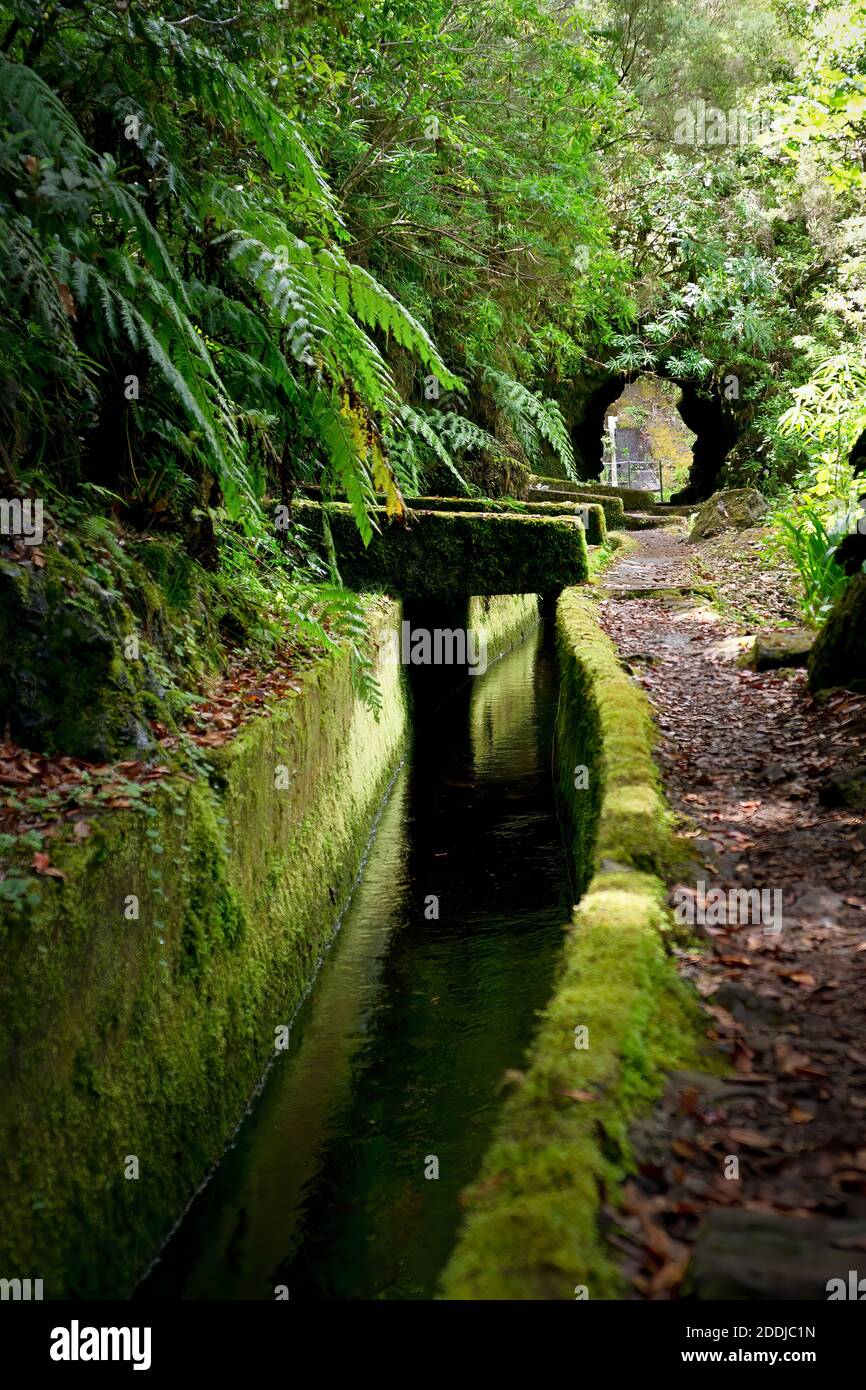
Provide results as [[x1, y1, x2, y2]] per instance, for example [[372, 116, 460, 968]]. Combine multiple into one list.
[[623, 513, 679, 530], [789, 888, 846, 924], [706, 634, 752, 662], [819, 764, 866, 810], [809, 571, 866, 694], [688, 1209, 866, 1300], [749, 628, 814, 671], [709, 980, 787, 1030], [689, 488, 769, 542]]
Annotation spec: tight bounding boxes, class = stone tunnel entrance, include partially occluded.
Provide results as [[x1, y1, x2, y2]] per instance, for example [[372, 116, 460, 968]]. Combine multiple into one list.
[[600, 377, 695, 501], [568, 370, 741, 502]]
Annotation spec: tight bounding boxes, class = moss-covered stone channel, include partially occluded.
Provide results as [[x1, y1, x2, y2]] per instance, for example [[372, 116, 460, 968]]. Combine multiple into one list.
[[136, 614, 571, 1300], [1, 580, 704, 1299]]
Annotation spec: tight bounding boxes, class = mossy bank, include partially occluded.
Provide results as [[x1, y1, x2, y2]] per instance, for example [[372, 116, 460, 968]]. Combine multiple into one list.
[[440, 587, 707, 1300], [0, 598, 408, 1297]]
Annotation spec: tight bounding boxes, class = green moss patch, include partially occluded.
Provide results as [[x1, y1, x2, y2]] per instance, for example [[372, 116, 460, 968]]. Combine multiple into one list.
[[0, 599, 408, 1297], [0, 548, 169, 760], [403, 495, 607, 545], [809, 571, 866, 694], [528, 484, 627, 529], [0, 516, 329, 762], [294, 499, 589, 599], [531, 475, 649, 510], [467, 594, 541, 658], [439, 588, 706, 1300]]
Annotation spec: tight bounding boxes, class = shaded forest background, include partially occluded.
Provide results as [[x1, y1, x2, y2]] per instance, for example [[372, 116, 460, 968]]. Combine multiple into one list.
[[2, 0, 866, 649]]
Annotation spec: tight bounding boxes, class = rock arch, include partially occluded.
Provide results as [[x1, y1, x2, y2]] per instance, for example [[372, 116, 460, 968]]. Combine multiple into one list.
[[566, 371, 742, 503]]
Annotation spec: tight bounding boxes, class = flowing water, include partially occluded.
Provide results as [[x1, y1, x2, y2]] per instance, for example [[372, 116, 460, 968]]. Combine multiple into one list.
[[137, 617, 572, 1301]]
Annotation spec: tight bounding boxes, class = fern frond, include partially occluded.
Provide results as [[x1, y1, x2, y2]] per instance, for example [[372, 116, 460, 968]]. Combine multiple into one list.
[[483, 368, 576, 479], [137, 17, 337, 222], [0, 55, 89, 161]]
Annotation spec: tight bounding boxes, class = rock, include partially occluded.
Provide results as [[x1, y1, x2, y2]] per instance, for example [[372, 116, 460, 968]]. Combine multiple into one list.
[[809, 571, 866, 694], [819, 765, 866, 810], [789, 888, 846, 925], [688, 1209, 866, 1300], [631, 1071, 742, 1164], [689, 488, 769, 542], [625, 650, 661, 664], [709, 980, 787, 1030], [749, 628, 814, 671], [763, 762, 788, 783], [706, 634, 752, 662], [0, 551, 157, 760]]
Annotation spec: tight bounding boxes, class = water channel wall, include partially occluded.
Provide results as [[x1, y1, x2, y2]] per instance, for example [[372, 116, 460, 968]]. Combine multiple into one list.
[[440, 586, 707, 1300], [0, 598, 409, 1297], [0, 586, 546, 1298], [0, 575, 700, 1302]]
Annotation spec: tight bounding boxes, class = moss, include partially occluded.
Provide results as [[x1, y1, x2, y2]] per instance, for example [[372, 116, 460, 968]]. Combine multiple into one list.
[[294, 500, 589, 599], [808, 570, 866, 693], [528, 483, 627, 529], [467, 594, 541, 658], [0, 598, 408, 1297], [586, 534, 627, 582], [0, 550, 160, 759], [0, 510, 343, 762], [556, 589, 672, 876], [403, 496, 608, 545], [689, 489, 769, 541], [439, 587, 707, 1300], [0, 523, 247, 760], [532, 475, 648, 511]]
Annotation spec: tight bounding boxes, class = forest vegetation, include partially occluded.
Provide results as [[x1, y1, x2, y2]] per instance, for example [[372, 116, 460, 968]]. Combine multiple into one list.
[[1, 0, 865, 665]]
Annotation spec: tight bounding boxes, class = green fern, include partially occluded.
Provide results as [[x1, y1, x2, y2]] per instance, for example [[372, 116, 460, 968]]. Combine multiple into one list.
[[483, 368, 576, 479]]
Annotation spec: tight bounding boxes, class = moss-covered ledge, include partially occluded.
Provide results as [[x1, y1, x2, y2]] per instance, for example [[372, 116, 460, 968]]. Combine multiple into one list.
[[439, 587, 706, 1300], [401, 496, 608, 546], [293, 500, 589, 599], [527, 482, 627, 530], [0, 598, 408, 1298], [809, 570, 866, 693], [530, 475, 650, 511]]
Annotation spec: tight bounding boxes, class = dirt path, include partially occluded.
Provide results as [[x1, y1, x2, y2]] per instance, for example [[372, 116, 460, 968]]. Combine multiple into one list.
[[597, 528, 866, 1299]]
